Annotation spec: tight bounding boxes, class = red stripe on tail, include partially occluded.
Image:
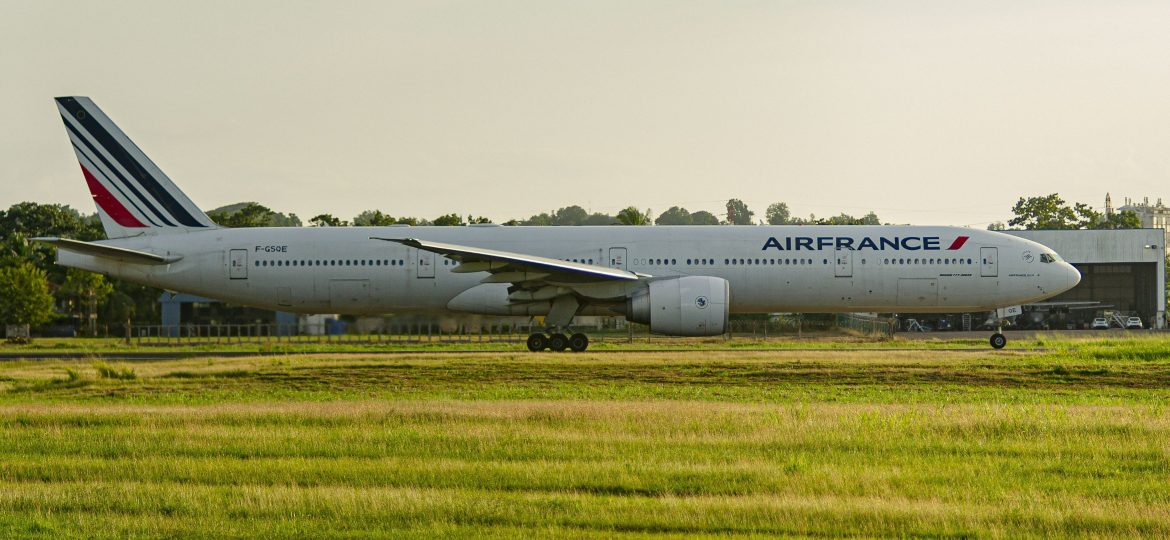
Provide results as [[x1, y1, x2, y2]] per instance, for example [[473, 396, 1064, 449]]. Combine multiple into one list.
[[947, 236, 969, 250], [80, 164, 147, 227]]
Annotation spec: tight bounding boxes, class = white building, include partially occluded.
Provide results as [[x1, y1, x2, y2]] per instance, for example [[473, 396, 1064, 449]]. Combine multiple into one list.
[[1115, 195, 1170, 250]]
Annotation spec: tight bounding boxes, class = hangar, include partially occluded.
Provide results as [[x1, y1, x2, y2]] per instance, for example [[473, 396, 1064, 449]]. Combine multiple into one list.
[[1006, 229, 1166, 329]]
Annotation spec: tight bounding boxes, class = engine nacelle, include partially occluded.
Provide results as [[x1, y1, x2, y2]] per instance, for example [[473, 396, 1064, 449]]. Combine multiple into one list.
[[626, 276, 729, 336]]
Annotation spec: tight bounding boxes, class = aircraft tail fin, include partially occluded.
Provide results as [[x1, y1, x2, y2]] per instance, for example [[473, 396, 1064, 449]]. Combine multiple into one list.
[[54, 96, 217, 238]]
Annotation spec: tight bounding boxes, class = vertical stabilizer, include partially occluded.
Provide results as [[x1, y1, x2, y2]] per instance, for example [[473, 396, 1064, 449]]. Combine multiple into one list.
[[55, 96, 217, 238]]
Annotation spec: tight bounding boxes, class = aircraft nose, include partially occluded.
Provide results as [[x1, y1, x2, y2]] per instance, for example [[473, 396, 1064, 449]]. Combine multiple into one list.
[[1065, 263, 1081, 290]]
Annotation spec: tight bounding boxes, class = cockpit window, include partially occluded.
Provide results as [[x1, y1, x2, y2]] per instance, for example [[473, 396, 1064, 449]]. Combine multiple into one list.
[[1040, 253, 1056, 263]]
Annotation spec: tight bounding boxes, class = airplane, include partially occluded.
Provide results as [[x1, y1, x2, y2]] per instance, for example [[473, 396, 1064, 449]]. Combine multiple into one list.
[[36, 96, 1081, 351]]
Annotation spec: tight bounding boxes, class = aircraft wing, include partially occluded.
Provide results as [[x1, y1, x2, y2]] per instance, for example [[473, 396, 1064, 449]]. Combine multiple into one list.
[[370, 237, 646, 284], [33, 237, 182, 265]]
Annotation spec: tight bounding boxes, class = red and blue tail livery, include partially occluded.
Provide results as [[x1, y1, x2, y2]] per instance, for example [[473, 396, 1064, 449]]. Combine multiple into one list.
[[55, 96, 216, 238]]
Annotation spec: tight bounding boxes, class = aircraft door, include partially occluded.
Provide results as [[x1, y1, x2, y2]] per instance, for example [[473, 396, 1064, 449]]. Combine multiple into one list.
[[229, 249, 248, 280], [609, 247, 627, 270], [980, 247, 998, 277], [416, 250, 435, 279], [834, 247, 853, 277]]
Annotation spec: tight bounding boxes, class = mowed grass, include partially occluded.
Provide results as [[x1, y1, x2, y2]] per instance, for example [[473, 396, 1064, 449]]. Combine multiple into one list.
[[0, 337, 1169, 538]]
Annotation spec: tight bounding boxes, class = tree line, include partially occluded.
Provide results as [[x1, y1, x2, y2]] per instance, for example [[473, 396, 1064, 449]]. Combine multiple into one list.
[[206, 199, 884, 228], [0, 193, 1145, 334]]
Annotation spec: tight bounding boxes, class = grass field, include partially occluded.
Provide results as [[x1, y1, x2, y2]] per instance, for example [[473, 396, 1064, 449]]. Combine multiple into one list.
[[1, 335, 1168, 537]]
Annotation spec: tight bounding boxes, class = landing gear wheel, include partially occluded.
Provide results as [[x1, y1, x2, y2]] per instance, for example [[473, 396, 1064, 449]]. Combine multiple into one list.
[[548, 333, 568, 352], [990, 333, 1007, 349], [527, 333, 549, 352], [568, 333, 589, 352]]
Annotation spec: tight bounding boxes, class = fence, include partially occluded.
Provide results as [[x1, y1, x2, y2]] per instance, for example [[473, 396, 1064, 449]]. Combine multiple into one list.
[[126, 315, 896, 346]]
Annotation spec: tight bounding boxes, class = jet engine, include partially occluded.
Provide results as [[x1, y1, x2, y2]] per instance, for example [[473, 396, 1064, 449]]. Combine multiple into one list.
[[625, 276, 729, 336]]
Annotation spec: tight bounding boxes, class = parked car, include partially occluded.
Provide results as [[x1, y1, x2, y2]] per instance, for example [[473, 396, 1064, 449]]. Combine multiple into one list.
[[1126, 317, 1143, 329], [1091, 318, 1110, 330]]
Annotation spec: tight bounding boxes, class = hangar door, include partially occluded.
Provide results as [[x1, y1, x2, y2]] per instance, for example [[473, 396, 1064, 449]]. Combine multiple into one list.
[[980, 247, 998, 277]]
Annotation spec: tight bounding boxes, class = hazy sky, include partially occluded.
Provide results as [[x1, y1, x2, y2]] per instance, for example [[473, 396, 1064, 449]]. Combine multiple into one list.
[[4, 1, 1170, 226]]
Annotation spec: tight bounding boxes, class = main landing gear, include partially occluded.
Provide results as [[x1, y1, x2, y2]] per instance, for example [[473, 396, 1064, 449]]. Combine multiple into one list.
[[527, 332, 590, 352], [527, 296, 590, 352]]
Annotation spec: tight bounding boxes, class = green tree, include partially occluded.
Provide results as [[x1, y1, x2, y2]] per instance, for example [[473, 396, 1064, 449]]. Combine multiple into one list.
[[0, 202, 103, 241], [467, 215, 493, 224], [0, 263, 56, 327], [616, 207, 652, 225], [765, 202, 791, 225], [518, 206, 613, 226], [582, 212, 617, 225], [1098, 210, 1141, 230], [432, 213, 464, 226], [206, 202, 300, 227], [1008, 194, 1080, 230], [689, 210, 720, 225], [816, 212, 882, 225], [553, 206, 589, 226], [655, 206, 692, 225], [352, 210, 398, 226], [58, 268, 114, 336], [521, 212, 554, 226], [725, 199, 754, 225], [309, 214, 348, 227], [101, 290, 138, 327], [0, 203, 103, 281], [1009, 194, 1139, 230]]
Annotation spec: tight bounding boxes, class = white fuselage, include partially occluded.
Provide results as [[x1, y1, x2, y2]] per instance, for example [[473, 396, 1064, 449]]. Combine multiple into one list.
[[58, 225, 1080, 316]]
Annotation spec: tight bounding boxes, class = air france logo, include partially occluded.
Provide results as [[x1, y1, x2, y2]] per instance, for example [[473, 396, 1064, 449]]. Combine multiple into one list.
[[695, 296, 709, 309], [762, 235, 970, 252]]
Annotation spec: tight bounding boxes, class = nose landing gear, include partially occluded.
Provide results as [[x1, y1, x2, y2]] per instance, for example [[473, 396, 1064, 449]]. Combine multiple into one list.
[[989, 317, 1007, 349]]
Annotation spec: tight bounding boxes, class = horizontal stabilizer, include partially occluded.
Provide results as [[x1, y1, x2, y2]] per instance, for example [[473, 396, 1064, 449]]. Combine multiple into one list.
[[33, 237, 182, 265]]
